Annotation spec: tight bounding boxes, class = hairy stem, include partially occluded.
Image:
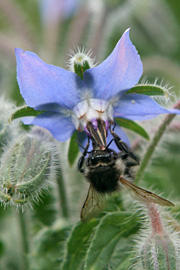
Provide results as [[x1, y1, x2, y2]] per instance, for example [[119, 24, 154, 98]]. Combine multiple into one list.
[[56, 167, 70, 219], [18, 210, 29, 270], [135, 100, 180, 184]]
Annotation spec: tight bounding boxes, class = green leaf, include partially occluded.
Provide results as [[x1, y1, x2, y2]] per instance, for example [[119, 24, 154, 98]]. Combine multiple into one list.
[[85, 212, 138, 270], [9, 105, 44, 123], [68, 131, 79, 166], [30, 220, 70, 270], [115, 118, 149, 140], [126, 84, 167, 96], [115, 253, 135, 270], [61, 220, 99, 270]]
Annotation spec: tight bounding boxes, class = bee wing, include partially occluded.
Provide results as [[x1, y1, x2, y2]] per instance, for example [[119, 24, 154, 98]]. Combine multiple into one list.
[[81, 185, 105, 222], [119, 177, 174, 207]]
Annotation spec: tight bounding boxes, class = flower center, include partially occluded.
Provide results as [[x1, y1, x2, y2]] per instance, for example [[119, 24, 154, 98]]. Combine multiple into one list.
[[72, 98, 114, 133]]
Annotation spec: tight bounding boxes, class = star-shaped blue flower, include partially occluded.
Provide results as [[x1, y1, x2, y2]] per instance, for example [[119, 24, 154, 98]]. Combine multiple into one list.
[[15, 29, 180, 145]]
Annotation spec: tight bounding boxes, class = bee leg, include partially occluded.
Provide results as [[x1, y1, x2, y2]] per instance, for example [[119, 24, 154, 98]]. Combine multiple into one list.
[[110, 127, 140, 164], [78, 137, 90, 173], [126, 161, 139, 167], [125, 161, 139, 177]]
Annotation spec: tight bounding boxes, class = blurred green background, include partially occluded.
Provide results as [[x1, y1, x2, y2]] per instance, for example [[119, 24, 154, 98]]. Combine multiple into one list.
[[0, 0, 180, 269]]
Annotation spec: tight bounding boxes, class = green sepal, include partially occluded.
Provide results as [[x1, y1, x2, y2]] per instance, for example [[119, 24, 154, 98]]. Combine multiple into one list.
[[115, 118, 149, 140], [14, 198, 29, 205], [9, 105, 44, 123], [0, 190, 11, 203], [68, 131, 79, 167], [15, 152, 50, 195], [61, 219, 99, 270], [74, 60, 91, 79], [126, 84, 167, 96]]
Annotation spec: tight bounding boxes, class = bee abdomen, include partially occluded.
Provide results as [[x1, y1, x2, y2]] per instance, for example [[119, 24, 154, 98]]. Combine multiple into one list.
[[86, 166, 120, 193]]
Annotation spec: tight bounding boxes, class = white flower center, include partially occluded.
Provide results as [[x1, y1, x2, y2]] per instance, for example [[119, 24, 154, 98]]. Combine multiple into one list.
[[72, 98, 114, 131]]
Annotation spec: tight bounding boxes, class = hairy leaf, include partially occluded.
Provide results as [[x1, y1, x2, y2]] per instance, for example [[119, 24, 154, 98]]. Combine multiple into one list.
[[61, 220, 98, 270], [85, 212, 138, 270], [126, 84, 167, 96], [9, 105, 43, 123], [115, 118, 149, 139]]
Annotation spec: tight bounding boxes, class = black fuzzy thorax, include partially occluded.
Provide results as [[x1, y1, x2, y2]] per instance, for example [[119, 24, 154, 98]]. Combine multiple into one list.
[[86, 164, 120, 193]]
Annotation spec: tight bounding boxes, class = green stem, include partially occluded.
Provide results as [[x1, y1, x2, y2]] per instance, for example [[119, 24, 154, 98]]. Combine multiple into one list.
[[135, 100, 180, 184], [56, 167, 69, 219], [18, 210, 29, 270]]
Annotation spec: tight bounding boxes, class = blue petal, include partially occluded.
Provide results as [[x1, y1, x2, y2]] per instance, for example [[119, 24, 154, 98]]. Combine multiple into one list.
[[23, 112, 75, 141], [77, 131, 91, 152], [15, 48, 86, 110], [83, 29, 143, 100], [114, 94, 180, 120], [34, 103, 68, 113]]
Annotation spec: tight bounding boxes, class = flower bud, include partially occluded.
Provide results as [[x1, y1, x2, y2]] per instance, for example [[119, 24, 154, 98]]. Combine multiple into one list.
[[68, 49, 96, 79], [134, 203, 180, 270], [0, 97, 17, 152], [0, 128, 55, 207]]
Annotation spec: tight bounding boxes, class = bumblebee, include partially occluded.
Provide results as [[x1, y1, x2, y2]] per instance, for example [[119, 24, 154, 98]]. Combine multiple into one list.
[[78, 120, 174, 221]]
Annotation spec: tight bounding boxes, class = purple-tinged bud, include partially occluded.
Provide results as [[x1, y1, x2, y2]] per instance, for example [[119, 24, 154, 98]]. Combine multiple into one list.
[[133, 203, 180, 270], [0, 127, 56, 208]]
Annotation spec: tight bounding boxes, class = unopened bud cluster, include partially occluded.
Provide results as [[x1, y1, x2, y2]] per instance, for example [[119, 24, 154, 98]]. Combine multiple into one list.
[[0, 128, 55, 207], [133, 203, 180, 270]]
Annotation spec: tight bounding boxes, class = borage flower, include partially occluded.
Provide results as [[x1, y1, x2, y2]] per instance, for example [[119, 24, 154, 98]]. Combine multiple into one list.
[[15, 29, 180, 147]]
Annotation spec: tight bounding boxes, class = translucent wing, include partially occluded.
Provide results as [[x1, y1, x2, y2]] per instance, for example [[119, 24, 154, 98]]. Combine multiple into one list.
[[81, 185, 105, 222], [119, 177, 174, 207]]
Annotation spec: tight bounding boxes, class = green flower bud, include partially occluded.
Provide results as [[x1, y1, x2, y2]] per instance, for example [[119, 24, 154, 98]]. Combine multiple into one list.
[[0, 97, 17, 152], [0, 128, 55, 207], [134, 203, 180, 270], [140, 234, 178, 270], [68, 49, 96, 79]]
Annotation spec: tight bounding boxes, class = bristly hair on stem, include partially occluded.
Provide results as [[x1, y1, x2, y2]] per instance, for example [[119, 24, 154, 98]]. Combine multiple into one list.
[[135, 100, 180, 184]]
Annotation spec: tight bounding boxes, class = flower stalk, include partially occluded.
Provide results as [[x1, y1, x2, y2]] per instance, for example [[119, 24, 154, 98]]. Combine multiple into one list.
[[135, 100, 180, 184], [18, 210, 29, 270], [56, 167, 69, 219]]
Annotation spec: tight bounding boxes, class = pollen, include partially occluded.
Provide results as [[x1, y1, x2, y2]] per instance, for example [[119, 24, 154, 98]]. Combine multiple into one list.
[[131, 100, 135, 104]]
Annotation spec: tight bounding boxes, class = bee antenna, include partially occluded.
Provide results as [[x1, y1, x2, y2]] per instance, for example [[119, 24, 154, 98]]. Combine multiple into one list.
[[74, 140, 86, 151], [106, 139, 114, 149], [112, 123, 116, 131]]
